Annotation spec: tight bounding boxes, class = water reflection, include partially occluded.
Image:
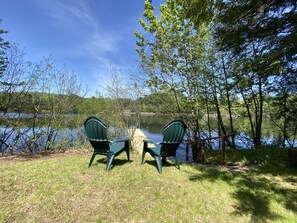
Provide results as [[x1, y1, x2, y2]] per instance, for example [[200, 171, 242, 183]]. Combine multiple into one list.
[[137, 115, 296, 161], [1, 114, 295, 160], [129, 115, 171, 134]]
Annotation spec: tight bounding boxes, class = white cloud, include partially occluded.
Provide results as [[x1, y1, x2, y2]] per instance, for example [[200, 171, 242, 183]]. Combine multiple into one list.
[[39, 0, 94, 27], [30, 0, 139, 96], [36, 1, 122, 72], [40, 1, 121, 60]]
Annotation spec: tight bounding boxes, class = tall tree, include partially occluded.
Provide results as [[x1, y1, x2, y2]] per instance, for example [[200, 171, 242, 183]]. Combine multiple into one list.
[[135, 0, 215, 141], [0, 19, 9, 77], [215, 0, 296, 147], [183, 0, 296, 147], [136, 0, 237, 148]]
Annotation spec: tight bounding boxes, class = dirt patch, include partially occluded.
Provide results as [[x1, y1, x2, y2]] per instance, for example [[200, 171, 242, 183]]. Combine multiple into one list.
[[0, 149, 92, 162], [226, 163, 259, 172], [204, 162, 260, 172]]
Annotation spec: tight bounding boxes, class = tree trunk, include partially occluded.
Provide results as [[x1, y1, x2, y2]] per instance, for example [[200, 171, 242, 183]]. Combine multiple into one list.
[[222, 56, 235, 148]]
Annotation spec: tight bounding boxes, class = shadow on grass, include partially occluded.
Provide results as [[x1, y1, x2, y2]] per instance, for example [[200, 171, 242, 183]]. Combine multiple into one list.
[[90, 157, 132, 170], [142, 159, 179, 172], [187, 164, 297, 222]]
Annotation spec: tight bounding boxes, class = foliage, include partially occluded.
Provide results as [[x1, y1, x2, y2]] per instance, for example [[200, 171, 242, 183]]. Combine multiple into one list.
[[268, 94, 297, 147], [135, 0, 239, 154], [213, 0, 297, 147], [135, 0, 296, 148], [138, 92, 177, 113], [0, 19, 9, 77], [216, 0, 296, 75], [0, 44, 86, 154]]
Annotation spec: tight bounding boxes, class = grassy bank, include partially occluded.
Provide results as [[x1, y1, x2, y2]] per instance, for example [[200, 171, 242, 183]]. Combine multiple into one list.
[[0, 148, 296, 223]]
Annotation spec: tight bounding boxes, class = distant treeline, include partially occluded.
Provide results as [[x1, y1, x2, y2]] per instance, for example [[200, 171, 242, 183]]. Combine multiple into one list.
[[0, 91, 269, 117]]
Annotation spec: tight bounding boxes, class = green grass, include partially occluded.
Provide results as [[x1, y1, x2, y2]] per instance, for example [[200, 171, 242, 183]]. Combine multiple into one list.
[[0, 148, 296, 223]]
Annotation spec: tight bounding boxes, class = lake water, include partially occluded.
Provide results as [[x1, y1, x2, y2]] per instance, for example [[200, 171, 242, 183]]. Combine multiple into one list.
[[1, 114, 295, 161], [133, 115, 296, 161]]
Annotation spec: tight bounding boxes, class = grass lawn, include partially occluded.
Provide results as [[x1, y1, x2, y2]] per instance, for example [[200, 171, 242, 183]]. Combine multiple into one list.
[[0, 148, 296, 223]]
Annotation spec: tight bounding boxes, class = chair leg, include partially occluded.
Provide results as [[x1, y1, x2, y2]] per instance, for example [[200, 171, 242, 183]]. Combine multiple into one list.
[[106, 153, 115, 172], [126, 149, 130, 162], [125, 141, 130, 162], [155, 156, 162, 174], [88, 153, 96, 167], [175, 156, 180, 170], [141, 150, 146, 164]]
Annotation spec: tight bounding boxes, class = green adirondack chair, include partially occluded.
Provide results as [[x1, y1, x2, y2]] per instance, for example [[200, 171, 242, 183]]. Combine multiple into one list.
[[141, 119, 187, 174], [84, 116, 130, 172]]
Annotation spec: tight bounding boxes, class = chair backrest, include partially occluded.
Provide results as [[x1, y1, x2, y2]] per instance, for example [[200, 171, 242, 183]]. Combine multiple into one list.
[[84, 116, 109, 154], [161, 120, 187, 157]]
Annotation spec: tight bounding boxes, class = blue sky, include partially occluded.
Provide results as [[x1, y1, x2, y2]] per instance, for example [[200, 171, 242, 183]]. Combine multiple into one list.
[[0, 0, 163, 97]]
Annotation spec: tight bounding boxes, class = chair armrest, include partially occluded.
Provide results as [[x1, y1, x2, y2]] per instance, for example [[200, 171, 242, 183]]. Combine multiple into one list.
[[112, 138, 130, 143], [143, 140, 160, 149], [160, 142, 180, 145], [143, 139, 158, 144]]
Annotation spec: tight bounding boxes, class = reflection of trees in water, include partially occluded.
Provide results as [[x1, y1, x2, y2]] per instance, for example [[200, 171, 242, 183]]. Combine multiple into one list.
[[136, 115, 296, 148], [2, 115, 295, 154], [129, 115, 171, 134], [130, 115, 286, 139], [140, 115, 172, 134]]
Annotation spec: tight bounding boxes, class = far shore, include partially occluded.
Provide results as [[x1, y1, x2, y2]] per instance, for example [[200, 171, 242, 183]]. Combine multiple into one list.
[[123, 111, 156, 116]]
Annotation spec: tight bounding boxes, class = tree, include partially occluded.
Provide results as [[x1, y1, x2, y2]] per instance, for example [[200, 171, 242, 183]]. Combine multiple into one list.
[[214, 0, 297, 147], [0, 44, 39, 153], [182, 0, 296, 148], [135, 0, 237, 150], [0, 19, 9, 77], [0, 44, 86, 153], [216, 0, 296, 73], [136, 0, 206, 138]]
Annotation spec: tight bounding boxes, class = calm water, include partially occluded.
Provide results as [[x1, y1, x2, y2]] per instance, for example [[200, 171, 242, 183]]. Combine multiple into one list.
[[137, 115, 286, 146], [137, 115, 296, 161], [1, 114, 295, 161]]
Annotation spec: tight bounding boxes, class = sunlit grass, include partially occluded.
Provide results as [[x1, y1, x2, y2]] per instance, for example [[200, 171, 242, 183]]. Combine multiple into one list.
[[0, 148, 296, 222]]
